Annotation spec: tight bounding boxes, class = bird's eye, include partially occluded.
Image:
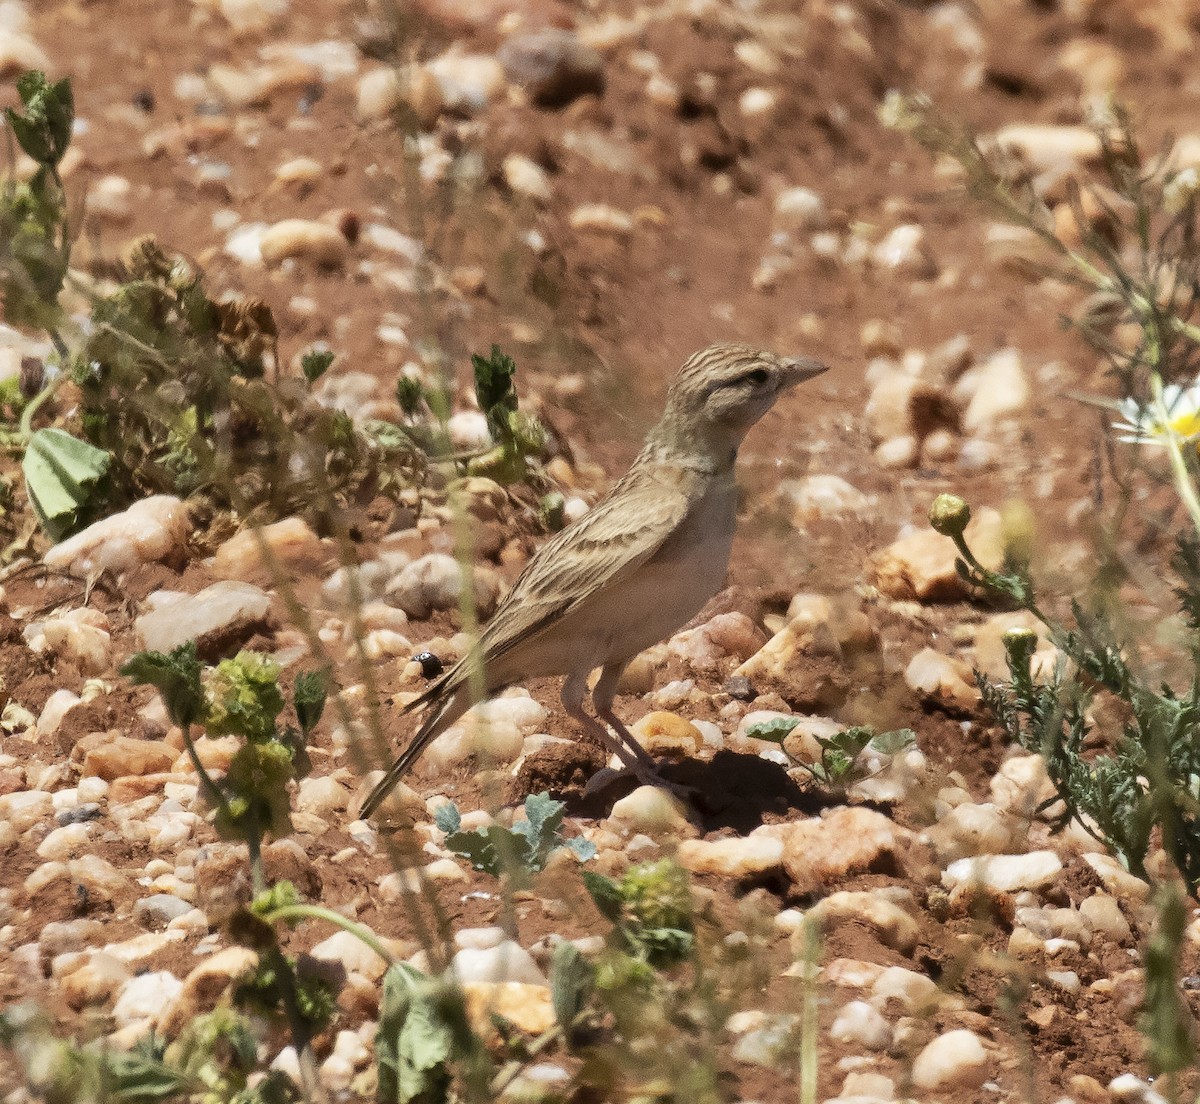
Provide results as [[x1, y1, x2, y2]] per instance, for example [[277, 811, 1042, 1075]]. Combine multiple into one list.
[[741, 368, 770, 386]]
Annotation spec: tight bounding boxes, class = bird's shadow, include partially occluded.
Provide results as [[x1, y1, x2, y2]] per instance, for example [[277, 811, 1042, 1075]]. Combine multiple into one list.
[[557, 750, 824, 835]]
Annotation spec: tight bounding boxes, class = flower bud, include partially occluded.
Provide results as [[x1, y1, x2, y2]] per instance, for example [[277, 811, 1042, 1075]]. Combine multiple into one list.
[[1002, 626, 1038, 668], [929, 493, 971, 538]]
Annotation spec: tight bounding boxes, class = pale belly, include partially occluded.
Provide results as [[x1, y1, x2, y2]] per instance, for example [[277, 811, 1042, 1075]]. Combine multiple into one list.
[[509, 478, 737, 677]]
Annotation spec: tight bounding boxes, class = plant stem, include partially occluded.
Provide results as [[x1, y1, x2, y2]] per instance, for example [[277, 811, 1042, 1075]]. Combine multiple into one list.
[[263, 903, 398, 967], [18, 366, 68, 441]]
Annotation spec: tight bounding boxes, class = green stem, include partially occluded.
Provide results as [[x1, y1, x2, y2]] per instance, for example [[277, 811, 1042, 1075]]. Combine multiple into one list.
[[263, 903, 397, 967], [179, 724, 233, 821], [18, 366, 68, 441]]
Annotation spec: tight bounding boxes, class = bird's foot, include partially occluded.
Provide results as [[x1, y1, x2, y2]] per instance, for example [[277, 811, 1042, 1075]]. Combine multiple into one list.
[[583, 763, 702, 805]]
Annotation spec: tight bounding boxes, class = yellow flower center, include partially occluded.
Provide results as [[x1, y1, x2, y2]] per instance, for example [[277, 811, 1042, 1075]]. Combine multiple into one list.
[[1166, 410, 1200, 438]]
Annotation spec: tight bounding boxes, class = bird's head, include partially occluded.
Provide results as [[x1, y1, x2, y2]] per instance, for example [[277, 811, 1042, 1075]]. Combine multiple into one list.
[[649, 344, 828, 465]]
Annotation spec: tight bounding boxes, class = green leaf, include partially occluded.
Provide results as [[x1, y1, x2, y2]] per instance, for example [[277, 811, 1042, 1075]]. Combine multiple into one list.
[[512, 791, 565, 870], [549, 940, 593, 1030], [7, 72, 74, 167], [121, 643, 204, 729], [563, 835, 597, 862], [292, 668, 329, 737], [743, 716, 801, 743], [23, 427, 112, 541], [396, 375, 425, 417], [471, 344, 519, 443], [581, 870, 624, 925], [868, 728, 917, 755], [377, 965, 454, 1104], [433, 801, 461, 835], [300, 348, 334, 384]]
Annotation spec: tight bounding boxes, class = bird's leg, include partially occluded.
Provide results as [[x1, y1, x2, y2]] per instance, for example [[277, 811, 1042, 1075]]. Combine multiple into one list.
[[592, 662, 659, 771], [560, 669, 662, 787], [592, 663, 699, 802]]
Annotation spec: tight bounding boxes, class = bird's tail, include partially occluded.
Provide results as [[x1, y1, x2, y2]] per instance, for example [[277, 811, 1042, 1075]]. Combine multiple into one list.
[[357, 683, 471, 820]]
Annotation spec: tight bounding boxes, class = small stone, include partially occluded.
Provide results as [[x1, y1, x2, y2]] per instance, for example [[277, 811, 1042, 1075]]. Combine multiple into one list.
[[805, 891, 920, 955], [427, 53, 506, 114], [157, 945, 259, 1035], [463, 981, 554, 1035], [1082, 853, 1150, 901], [260, 219, 350, 268], [923, 802, 1013, 863], [310, 929, 390, 981], [569, 203, 634, 236], [211, 518, 326, 582], [961, 348, 1029, 434], [911, 1028, 989, 1090], [503, 154, 552, 203], [989, 124, 1102, 175], [89, 175, 133, 223], [498, 29, 604, 108], [731, 1015, 799, 1066], [735, 617, 847, 712], [297, 775, 350, 817], [133, 894, 194, 929], [0, 790, 54, 833], [629, 712, 702, 756], [609, 786, 695, 839], [773, 186, 825, 230], [863, 371, 933, 444], [872, 965, 939, 1011], [1078, 893, 1132, 943], [872, 224, 938, 278], [447, 410, 491, 450], [871, 508, 1004, 601], [82, 736, 176, 781], [357, 65, 443, 127], [990, 754, 1059, 819], [36, 822, 92, 862], [830, 1000, 892, 1050], [113, 970, 184, 1027], [676, 834, 783, 878], [779, 474, 873, 523], [1108, 1074, 1169, 1104], [904, 647, 980, 712], [387, 553, 502, 620], [451, 940, 546, 985], [24, 608, 112, 676], [782, 807, 908, 896], [44, 496, 190, 577], [943, 851, 1064, 895], [667, 611, 764, 670], [135, 580, 272, 658], [60, 952, 131, 1009], [874, 435, 919, 469]]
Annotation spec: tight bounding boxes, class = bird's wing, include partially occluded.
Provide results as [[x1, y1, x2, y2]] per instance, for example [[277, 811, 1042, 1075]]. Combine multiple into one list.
[[417, 469, 692, 703]]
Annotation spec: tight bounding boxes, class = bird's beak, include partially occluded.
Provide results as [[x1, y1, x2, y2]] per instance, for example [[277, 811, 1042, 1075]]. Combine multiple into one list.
[[782, 356, 829, 387]]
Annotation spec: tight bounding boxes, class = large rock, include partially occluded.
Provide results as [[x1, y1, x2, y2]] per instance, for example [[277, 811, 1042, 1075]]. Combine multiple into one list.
[[135, 581, 273, 658], [943, 851, 1064, 895], [677, 833, 784, 878], [44, 496, 190, 577], [912, 1029, 989, 1090], [782, 807, 909, 895], [211, 518, 327, 583], [904, 647, 980, 713], [870, 508, 1004, 601], [734, 615, 848, 711], [803, 890, 920, 955], [386, 553, 501, 620], [80, 736, 176, 781]]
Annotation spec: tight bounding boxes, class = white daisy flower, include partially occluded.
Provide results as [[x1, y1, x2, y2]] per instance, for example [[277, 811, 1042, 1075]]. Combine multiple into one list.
[[1113, 381, 1200, 444]]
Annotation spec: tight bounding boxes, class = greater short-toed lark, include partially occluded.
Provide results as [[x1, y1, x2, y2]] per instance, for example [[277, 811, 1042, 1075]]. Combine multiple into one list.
[[359, 344, 827, 818]]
